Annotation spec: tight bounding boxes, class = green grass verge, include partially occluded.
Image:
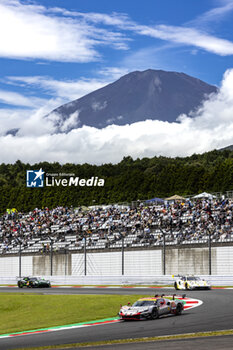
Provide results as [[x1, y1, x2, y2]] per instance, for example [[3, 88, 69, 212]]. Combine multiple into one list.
[[2, 293, 232, 350], [0, 293, 147, 335]]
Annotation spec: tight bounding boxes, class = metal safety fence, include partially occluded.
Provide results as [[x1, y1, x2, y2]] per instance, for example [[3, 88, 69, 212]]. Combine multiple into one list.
[[1, 233, 233, 278]]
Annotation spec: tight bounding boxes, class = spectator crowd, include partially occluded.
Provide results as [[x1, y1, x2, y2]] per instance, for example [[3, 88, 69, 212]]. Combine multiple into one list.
[[0, 197, 233, 254]]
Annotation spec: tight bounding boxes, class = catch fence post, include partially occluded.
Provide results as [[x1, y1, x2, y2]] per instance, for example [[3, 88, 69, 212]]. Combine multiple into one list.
[[163, 232, 166, 275], [65, 248, 67, 276], [159, 227, 166, 275], [208, 230, 212, 275], [122, 236, 124, 275], [84, 235, 87, 276], [50, 239, 53, 276], [19, 242, 22, 278]]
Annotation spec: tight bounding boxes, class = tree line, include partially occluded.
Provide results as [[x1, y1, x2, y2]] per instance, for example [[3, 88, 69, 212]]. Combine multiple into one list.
[[0, 149, 233, 213]]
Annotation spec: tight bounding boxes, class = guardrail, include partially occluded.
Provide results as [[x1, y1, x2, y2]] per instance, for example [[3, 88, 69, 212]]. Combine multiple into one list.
[[1, 275, 233, 286]]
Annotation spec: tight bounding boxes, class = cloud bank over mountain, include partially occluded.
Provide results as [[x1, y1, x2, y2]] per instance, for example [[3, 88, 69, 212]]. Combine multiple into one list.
[[0, 68, 233, 164]]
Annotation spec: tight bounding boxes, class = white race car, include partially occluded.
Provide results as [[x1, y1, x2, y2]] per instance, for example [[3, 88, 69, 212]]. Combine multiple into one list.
[[118, 296, 184, 320], [173, 275, 211, 290]]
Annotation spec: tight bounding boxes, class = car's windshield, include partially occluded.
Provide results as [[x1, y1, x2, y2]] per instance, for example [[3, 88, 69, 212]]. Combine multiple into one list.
[[132, 300, 155, 307], [187, 277, 200, 281]]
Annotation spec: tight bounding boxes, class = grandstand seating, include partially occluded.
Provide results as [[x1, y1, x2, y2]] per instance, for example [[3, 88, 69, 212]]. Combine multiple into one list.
[[0, 198, 232, 255]]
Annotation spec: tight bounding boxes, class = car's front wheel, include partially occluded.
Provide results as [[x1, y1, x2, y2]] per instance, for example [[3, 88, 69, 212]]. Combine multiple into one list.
[[151, 308, 159, 320], [174, 282, 178, 290], [175, 304, 183, 316]]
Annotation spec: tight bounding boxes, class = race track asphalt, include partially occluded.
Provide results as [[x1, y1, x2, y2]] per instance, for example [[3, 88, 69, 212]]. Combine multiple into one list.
[[61, 335, 233, 350], [0, 287, 233, 350]]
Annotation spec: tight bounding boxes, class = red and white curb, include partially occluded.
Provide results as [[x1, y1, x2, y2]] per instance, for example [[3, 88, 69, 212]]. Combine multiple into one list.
[[0, 319, 120, 339], [175, 296, 202, 310]]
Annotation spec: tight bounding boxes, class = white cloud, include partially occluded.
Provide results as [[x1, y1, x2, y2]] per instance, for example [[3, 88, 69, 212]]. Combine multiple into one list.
[[59, 111, 81, 133], [0, 108, 32, 135], [188, 1, 233, 26], [47, 111, 81, 133], [7, 76, 110, 101], [0, 0, 233, 64], [4, 69, 130, 109], [92, 101, 107, 112], [78, 10, 233, 56], [133, 24, 233, 56], [98, 67, 129, 80], [0, 98, 64, 136], [0, 0, 128, 62], [0, 69, 233, 164], [0, 89, 46, 108]]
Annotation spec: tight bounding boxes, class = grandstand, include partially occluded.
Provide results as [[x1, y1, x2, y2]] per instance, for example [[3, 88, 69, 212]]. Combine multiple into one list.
[[0, 196, 233, 256]]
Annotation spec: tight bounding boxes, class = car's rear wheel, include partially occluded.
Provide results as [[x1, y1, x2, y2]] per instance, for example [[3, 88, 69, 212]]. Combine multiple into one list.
[[151, 308, 159, 320], [185, 283, 189, 290], [175, 304, 182, 316]]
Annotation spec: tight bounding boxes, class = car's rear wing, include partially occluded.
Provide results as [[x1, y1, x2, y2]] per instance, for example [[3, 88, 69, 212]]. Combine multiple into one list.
[[154, 293, 186, 300]]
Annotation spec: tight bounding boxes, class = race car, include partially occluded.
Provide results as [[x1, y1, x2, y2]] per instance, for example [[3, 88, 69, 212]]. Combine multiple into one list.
[[118, 295, 184, 321], [17, 276, 51, 288], [173, 275, 211, 290]]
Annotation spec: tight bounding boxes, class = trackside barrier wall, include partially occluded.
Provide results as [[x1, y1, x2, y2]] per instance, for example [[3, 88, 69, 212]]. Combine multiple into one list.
[[1, 245, 233, 281], [71, 250, 162, 276], [1, 275, 233, 286]]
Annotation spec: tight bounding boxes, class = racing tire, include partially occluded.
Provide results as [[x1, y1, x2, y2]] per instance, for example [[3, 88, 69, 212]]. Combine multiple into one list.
[[174, 282, 178, 290], [185, 283, 189, 290], [151, 308, 159, 320], [175, 304, 182, 316], [18, 283, 23, 288]]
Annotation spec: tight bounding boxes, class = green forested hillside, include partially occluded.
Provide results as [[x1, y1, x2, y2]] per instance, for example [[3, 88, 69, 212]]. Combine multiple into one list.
[[0, 149, 233, 212]]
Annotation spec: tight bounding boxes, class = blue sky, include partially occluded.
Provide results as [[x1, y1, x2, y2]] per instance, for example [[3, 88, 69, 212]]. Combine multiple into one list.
[[0, 0, 233, 164]]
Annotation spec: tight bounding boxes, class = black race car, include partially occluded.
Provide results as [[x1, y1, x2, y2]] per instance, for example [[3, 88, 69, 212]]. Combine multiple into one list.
[[17, 276, 51, 288]]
